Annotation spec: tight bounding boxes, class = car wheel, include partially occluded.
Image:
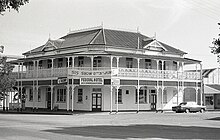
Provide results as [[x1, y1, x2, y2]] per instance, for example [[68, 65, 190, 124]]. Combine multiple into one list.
[[185, 109, 190, 113], [200, 108, 205, 113]]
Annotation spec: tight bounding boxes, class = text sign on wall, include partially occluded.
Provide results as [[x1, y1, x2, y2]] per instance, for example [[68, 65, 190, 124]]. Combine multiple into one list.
[[80, 77, 104, 85], [68, 69, 111, 76], [57, 77, 67, 84]]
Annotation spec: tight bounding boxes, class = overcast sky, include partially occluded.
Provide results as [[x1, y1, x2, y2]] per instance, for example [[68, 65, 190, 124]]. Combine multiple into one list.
[[0, 0, 220, 68]]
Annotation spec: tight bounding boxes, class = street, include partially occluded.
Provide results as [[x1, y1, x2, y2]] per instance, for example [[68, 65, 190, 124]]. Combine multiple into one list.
[[0, 112, 220, 139]]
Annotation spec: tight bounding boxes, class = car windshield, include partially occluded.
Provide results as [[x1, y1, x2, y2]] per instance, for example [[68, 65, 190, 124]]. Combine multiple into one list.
[[179, 102, 187, 106]]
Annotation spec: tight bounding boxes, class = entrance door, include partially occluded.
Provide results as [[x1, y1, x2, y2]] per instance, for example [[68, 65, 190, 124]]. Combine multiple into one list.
[[150, 94, 157, 111], [92, 93, 102, 112], [46, 88, 51, 109]]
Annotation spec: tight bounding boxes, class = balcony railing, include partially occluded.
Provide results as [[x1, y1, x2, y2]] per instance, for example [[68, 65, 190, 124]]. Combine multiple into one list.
[[12, 67, 201, 81]]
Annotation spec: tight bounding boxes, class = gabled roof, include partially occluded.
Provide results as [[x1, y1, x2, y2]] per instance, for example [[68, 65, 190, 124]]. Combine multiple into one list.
[[23, 26, 187, 55], [202, 68, 216, 78]]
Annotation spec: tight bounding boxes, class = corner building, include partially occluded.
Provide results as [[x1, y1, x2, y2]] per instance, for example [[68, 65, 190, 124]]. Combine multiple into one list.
[[12, 26, 203, 112]]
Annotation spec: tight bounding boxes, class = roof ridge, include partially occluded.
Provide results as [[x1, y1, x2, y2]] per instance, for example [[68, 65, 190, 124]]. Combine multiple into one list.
[[67, 26, 102, 35]]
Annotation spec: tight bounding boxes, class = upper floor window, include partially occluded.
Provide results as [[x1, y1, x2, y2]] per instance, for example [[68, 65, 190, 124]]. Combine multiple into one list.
[[58, 58, 63, 68], [47, 59, 52, 68], [159, 61, 166, 70], [78, 57, 84, 67], [126, 58, 133, 68], [173, 61, 177, 71], [28, 62, 34, 70], [145, 59, 152, 69], [39, 60, 43, 69], [93, 57, 102, 67]]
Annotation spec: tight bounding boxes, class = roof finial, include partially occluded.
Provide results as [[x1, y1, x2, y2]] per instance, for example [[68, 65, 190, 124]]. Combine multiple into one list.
[[154, 32, 156, 40], [69, 28, 71, 33], [137, 26, 140, 33], [101, 22, 104, 28], [49, 33, 51, 40]]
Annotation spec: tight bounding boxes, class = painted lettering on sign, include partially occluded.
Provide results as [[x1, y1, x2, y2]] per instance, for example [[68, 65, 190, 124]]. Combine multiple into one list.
[[68, 69, 111, 76], [80, 77, 103, 85], [57, 77, 67, 84]]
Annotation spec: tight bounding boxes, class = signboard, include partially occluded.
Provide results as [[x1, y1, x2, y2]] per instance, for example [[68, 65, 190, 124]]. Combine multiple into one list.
[[80, 77, 104, 85], [112, 78, 120, 86], [68, 69, 111, 76], [57, 77, 67, 84]]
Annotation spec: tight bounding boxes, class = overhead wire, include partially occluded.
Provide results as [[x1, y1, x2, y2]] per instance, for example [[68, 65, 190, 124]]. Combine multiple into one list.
[[181, 0, 220, 21]]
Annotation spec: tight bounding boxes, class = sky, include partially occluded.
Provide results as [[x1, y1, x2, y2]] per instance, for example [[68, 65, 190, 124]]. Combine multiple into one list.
[[0, 0, 220, 69]]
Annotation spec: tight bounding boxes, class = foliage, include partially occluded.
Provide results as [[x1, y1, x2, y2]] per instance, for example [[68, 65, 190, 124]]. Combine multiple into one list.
[[0, 0, 29, 15], [0, 57, 15, 95], [210, 23, 220, 62]]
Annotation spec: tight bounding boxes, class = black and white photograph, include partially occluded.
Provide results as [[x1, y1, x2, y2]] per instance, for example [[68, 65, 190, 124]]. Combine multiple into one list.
[[0, 0, 220, 139]]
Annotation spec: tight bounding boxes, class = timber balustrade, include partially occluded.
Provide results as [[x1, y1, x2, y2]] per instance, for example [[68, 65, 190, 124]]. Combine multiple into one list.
[[12, 67, 201, 80]]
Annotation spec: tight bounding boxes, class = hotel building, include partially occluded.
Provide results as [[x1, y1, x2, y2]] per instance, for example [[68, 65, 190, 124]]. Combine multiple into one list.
[[11, 26, 203, 112]]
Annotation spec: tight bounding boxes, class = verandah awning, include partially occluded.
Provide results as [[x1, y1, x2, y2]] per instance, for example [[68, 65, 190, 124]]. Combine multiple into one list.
[[204, 84, 220, 94]]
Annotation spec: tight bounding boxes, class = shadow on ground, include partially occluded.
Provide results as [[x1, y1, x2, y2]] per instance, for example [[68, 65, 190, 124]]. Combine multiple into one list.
[[207, 117, 220, 121], [43, 124, 220, 139]]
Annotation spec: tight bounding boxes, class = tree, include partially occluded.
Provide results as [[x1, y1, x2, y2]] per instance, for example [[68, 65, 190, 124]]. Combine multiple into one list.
[[210, 23, 220, 62], [0, 0, 29, 15], [0, 57, 15, 111]]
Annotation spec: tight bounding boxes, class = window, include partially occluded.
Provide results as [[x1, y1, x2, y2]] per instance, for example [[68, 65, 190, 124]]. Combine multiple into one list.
[[145, 59, 152, 69], [126, 90, 129, 94], [115, 89, 122, 104], [69, 57, 72, 67], [173, 61, 177, 71], [159, 61, 166, 70], [126, 58, 133, 68], [93, 57, 102, 67], [39, 60, 43, 69], [78, 57, 84, 67], [163, 90, 167, 103], [136, 89, 147, 104], [47, 59, 52, 68], [205, 96, 213, 105], [38, 89, 41, 102], [29, 88, 33, 101], [78, 89, 83, 103], [29, 62, 34, 70], [58, 58, 63, 68], [57, 88, 66, 102]]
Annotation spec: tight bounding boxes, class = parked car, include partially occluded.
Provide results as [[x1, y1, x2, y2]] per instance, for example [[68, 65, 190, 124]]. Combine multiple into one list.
[[172, 102, 206, 113]]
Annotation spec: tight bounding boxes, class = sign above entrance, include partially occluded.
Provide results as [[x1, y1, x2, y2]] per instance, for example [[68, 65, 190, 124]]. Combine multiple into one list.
[[80, 77, 104, 85], [57, 77, 67, 84]]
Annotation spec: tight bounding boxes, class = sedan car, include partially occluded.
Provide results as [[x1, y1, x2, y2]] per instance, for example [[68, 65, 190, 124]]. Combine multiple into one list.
[[172, 101, 206, 113]]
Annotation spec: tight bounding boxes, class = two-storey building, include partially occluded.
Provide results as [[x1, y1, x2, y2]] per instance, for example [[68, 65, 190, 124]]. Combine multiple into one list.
[[203, 68, 220, 110], [11, 26, 202, 112]]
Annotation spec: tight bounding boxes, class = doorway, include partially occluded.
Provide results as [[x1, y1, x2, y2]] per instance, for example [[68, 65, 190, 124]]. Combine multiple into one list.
[[92, 93, 102, 112], [46, 87, 51, 109], [150, 94, 157, 111]]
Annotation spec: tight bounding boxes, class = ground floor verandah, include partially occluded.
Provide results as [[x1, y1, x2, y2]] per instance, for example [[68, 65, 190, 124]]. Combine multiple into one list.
[[3, 79, 203, 112]]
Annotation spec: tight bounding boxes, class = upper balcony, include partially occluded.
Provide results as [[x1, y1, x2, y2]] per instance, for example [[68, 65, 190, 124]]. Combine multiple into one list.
[[12, 67, 201, 81]]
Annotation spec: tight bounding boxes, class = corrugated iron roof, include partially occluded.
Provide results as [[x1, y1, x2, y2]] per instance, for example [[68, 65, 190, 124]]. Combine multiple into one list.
[[23, 27, 187, 55]]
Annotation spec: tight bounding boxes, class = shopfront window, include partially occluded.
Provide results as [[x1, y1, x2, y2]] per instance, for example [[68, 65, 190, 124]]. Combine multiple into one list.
[[57, 88, 66, 102], [205, 96, 213, 105], [136, 89, 147, 104]]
